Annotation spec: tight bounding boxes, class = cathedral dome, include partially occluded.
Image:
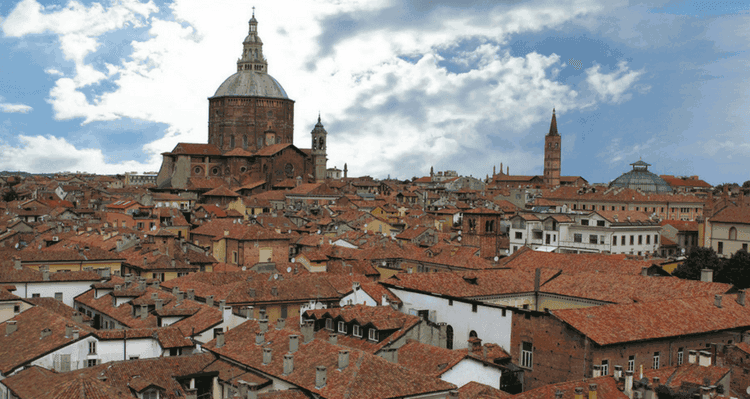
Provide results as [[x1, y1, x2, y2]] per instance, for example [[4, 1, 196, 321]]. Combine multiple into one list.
[[609, 160, 673, 193], [212, 71, 289, 99]]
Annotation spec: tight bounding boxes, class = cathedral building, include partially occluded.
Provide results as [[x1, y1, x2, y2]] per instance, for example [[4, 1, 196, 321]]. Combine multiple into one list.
[[156, 13, 327, 192]]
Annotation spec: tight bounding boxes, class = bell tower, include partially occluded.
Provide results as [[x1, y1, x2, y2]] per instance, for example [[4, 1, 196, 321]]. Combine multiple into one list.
[[311, 114, 328, 183], [543, 108, 561, 187], [237, 9, 268, 73]]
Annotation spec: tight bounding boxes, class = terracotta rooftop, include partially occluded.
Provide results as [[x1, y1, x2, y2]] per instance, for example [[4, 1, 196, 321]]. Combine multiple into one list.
[[512, 375, 626, 399]]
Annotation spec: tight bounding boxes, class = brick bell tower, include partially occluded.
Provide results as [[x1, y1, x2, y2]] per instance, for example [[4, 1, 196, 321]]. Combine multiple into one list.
[[543, 108, 561, 187], [311, 114, 328, 183]]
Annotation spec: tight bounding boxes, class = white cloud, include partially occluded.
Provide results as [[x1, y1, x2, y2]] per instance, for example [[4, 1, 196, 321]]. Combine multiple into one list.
[[586, 61, 644, 104], [0, 134, 155, 173], [2, 0, 638, 178], [0, 103, 33, 113], [44, 68, 64, 76]]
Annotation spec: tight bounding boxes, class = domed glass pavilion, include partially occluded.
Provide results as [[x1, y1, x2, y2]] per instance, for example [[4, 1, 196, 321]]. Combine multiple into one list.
[[609, 160, 673, 193]]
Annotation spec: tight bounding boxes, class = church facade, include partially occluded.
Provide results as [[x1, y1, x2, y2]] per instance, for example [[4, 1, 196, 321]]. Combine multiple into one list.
[[156, 13, 327, 192]]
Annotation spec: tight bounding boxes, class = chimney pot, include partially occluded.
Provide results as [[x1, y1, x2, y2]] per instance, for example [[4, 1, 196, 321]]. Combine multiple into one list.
[[302, 320, 314, 343], [588, 384, 598, 399], [315, 366, 327, 389], [715, 294, 722, 308], [289, 334, 299, 353], [65, 324, 73, 338], [277, 318, 285, 329], [555, 390, 564, 399], [6, 320, 17, 336], [262, 347, 272, 365], [699, 350, 712, 367], [329, 333, 338, 345], [187, 289, 195, 300], [259, 319, 268, 333], [624, 370, 634, 398], [701, 269, 714, 283], [155, 298, 163, 310], [574, 387, 585, 399], [72, 329, 80, 339], [689, 350, 697, 364], [338, 349, 349, 370], [206, 295, 214, 307], [216, 330, 225, 348], [738, 290, 746, 306], [283, 354, 294, 375], [255, 331, 265, 345]]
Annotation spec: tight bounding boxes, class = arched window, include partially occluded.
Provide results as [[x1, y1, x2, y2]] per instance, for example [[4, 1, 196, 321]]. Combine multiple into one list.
[[730, 227, 738, 240], [446, 325, 454, 350], [469, 330, 478, 338], [243, 135, 248, 149]]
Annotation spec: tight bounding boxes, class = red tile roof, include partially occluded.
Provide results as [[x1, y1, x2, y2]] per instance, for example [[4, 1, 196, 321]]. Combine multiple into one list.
[[512, 376, 627, 399], [499, 246, 655, 275], [2, 366, 134, 399], [458, 381, 512, 399], [552, 293, 750, 346], [710, 205, 750, 224]]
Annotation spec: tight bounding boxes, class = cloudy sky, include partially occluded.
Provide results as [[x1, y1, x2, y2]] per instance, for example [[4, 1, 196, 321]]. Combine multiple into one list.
[[0, 0, 748, 185]]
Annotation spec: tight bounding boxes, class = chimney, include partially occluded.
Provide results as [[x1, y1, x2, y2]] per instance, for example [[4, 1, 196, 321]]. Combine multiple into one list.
[[255, 331, 265, 345], [176, 291, 184, 304], [689, 350, 697, 364], [289, 334, 299, 353], [592, 365, 602, 378], [248, 288, 256, 298], [588, 384, 597, 399], [302, 320, 314, 343], [42, 269, 50, 281], [115, 284, 122, 291], [263, 347, 272, 365], [614, 365, 623, 381], [624, 370, 634, 399], [140, 304, 148, 320], [259, 319, 268, 333], [283, 354, 294, 375], [329, 333, 338, 345], [715, 295, 722, 308], [40, 328, 52, 339], [258, 308, 265, 320], [382, 347, 398, 363], [13, 257, 22, 270], [448, 391, 459, 399], [699, 350, 712, 367], [701, 386, 711, 399], [187, 289, 195, 300], [315, 366, 327, 389], [155, 298, 163, 310], [738, 290, 746, 306], [222, 305, 232, 323], [185, 388, 197, 399], [701, 269, 713, 283], [634, 391, 643, 399], [574, 387, 584, 399], [640, 267, 648, 277], [72, 329, 80, 339], [271, 286, 278, 296], [245, 306, 254, 319], [72, 312, 83, 324], [381, 294, 389, 307], [6, 320, 17, 336], [555, 391, 564, 399], [338, 349, 349, 370], [216, 330, 225, 348], [206, 295, 214, 307], [652, 377, 660, 388], [172, 286, 179, 295]]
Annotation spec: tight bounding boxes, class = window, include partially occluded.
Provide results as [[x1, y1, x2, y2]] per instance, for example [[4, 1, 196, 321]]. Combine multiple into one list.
[[677, 348, 684, 365], [472, 304, 478, 313], [448, 299, 453, 306], [87, 359, 98, 368], [368, 329, 379, 341], [613, 236, 617, 246], [143, 390, 158, 399], [515, 232, 523, 240], [621, 236, 626, 245], [581, 219, 589, 226], [612, 206, 616, 211], [325, 318, 333, 331], [646, 235, 651, 244], [628, 355, 635, 372], [654, 235, 658, 244], [89, 341, 96, 354], [574, 234, 583, 243], [638, 235, 643, 245], [597, 220, 605, 227], [233, 251, 238, 264], [730, 227, 738, 240], [521, 342, 533, 369], [281, 304, 288, 319], [13, 303, 20, 313], [589, 235, 598, 244], [54, 292, 63, 302], [630, 235, 635, 245], [353, 325, 362, 337], [718, 241, 724, 254], [744, 243, 748, 252], [601, 359, 609, 375], [213, 328, 223, 339], [338, 321, 346, 333], [653, 352, 660, 369]]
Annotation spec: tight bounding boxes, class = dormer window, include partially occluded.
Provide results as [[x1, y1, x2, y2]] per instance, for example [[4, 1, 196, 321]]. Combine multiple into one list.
[[353, 325, 362, 337], [368, 329, 379, 341], [325, 318, 333, 331], [338, 321, 346, 334]]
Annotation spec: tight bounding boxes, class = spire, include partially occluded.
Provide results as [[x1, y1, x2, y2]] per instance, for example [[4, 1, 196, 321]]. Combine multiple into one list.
[[237, 8, 268, 73], [547, 108, 559, 136]]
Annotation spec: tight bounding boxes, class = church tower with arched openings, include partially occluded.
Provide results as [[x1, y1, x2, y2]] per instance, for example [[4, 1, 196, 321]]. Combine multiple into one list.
[[543, 108, 561, 187], [311, 114, 328, 183]]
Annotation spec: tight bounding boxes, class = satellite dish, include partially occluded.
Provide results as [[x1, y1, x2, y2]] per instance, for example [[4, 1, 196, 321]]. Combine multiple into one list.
[[287, 267, 292, 273], [317, 230, 321, 234], [746, 386, 750, 395], [494, 256, 499, 262], [457, 236, 462, 242], [458, 230, 462, 235], [291, 258, 295, 263]]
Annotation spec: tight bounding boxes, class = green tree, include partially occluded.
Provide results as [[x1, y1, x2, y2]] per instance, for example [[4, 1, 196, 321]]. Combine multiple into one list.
[[718, 249, 750, 289], [673, 246, 724, 281]]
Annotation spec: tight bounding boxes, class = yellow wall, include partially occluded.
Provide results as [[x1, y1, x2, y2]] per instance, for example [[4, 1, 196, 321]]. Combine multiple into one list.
[[376, 266, 401, 280], [364, 219, 394, 235], [213, 239, 227, 263], [0, 301, 32, 323], [25, 261, 122, 275]]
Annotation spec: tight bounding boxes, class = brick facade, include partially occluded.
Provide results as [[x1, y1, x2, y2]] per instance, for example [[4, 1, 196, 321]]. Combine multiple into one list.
[[511, 310, 744, 391]]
